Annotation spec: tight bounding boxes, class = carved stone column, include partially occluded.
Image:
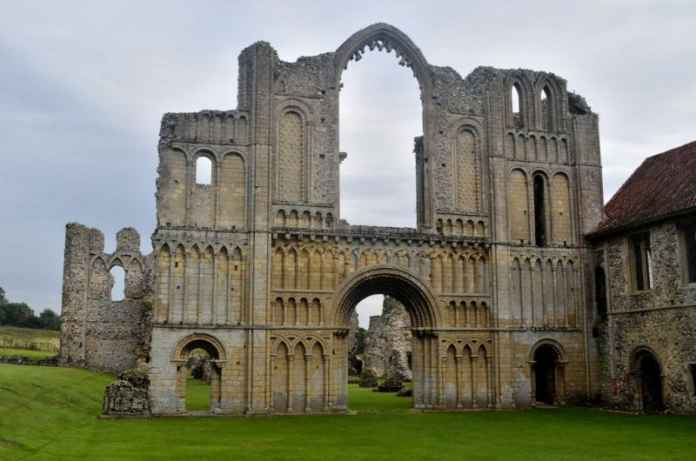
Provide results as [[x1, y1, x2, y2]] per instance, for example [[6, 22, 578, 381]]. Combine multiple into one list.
[[287, 355, 294, 413]]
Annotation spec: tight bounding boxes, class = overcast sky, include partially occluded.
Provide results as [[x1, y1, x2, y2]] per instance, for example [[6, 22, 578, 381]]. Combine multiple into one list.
[[1, 1, 694, 327]]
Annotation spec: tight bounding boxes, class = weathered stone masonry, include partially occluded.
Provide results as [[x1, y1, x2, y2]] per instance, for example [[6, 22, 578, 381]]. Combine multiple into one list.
[[61, 23, 607, 415]]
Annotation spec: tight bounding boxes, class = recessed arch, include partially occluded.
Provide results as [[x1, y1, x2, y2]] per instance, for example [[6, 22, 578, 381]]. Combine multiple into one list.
[[630, 346, 665, 413], [530, 339, 567, 405], [338, 28, 424, 228], [194, 153, 214, 185], [173, 333, 227, 364]]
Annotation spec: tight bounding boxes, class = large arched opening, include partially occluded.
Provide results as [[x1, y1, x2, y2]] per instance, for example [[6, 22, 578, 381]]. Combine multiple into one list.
[[335, 24, 430, 229], [631, 348, 664, 413], [332, 265, 439, 411], [173, 334, 226, 414]]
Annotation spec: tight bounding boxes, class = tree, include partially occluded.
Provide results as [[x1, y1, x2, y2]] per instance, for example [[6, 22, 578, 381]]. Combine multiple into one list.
[[0, 287, 6, 305], [39, 309, 61, 331], [0, 302, 37, 327]]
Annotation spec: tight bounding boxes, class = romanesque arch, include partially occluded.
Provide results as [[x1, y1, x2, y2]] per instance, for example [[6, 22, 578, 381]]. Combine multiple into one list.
[[529, 339, 567, 405], [329, 265, 441, 410], [630, 347, 664, 413], [172, 334, 227, 413]]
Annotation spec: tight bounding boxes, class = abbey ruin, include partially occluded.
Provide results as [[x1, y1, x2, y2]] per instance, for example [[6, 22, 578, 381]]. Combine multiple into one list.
[[60, 24, 696, 415]]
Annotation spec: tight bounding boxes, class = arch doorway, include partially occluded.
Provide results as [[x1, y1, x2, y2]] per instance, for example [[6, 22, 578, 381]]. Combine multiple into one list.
[[173, 335, 226, 414], [632, 349, 664, 413], [531, 341, 565, 405], [332, 266, 439, 410]]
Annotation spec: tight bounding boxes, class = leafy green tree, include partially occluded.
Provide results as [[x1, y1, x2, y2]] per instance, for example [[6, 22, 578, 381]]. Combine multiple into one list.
[[0, 302, 36, 327], [39, 309, 61, 331], [0, 287, 6, 305]]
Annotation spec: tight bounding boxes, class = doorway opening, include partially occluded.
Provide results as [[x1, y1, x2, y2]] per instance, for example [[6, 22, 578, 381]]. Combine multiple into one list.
[[533, 342, 563, 405], [175, 336, 223, 414], [339, 47, 422, 228], [185, 347, 212, 412], [632, 349, 664, 413], [350, 294, 413, 413]]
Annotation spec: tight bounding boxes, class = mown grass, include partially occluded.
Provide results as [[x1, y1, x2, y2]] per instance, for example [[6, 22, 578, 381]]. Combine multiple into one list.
[[0, 327, 59, 353], [1, 364, 696, 460], [185, 378, 211, 412]]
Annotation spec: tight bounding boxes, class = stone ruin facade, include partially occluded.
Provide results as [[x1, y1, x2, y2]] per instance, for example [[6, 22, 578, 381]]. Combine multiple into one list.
[[63, 22, 694, 416], [61, 225, 152, 373], [362, 296, 412, 381]]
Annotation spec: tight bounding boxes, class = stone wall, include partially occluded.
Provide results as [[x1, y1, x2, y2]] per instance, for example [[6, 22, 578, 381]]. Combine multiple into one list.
[[363, 296, 412, 380], [595, 219, 696, 414], [60, 224, 153, 374]]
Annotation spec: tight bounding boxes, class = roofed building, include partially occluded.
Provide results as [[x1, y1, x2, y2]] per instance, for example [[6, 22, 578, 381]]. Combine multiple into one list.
[[589, 140, 696, 413]]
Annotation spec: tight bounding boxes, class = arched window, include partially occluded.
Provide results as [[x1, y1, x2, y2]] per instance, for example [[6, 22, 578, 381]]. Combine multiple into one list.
[[540, 86, 553, 131], [511, 83, 523, 128], [195, 156, 213, 185], [110, 265, 126, 301], [533, 174, 547, 247]]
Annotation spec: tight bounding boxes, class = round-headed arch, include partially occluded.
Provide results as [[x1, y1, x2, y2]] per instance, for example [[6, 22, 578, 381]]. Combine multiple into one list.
[[173, 333, 227, 365], [332, 265, 440, 329], [528, 338, 567, 363]]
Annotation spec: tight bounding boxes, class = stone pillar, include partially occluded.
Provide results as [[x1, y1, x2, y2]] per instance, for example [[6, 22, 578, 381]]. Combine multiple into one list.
[[304, 353, 311, 413], [456, 354, 464, 409], [287, 355, 294, 413], [210, 365, 222, 412], [323, 353, 330, 411], [471, 355, 479, 409], [60, 223, 104, 367]]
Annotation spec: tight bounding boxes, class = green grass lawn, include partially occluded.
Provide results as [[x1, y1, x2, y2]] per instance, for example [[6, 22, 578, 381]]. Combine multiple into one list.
[[2, 364, 696, 460], [185, 378, 211, 412], [0, 348, 57, 360]]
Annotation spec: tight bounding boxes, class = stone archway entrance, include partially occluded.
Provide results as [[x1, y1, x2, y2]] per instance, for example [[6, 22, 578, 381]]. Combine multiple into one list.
[[632, 348, 664, 413], [530, 341, 566, 406], [173, 334, 226, 414], [332, 266, 440, 410]]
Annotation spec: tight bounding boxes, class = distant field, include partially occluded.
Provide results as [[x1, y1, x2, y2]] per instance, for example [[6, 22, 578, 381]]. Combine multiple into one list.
[[2, 364, 696, 461], [0, 326, 59, 353], [0, 348, 57, 359]]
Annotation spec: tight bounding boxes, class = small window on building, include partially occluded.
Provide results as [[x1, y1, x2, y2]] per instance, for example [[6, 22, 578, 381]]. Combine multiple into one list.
[[511, 83, 522, 128], [690, 364, 696, 396], [195, 156, 213, 185], [630, 233, 653, 291], [540, 86, 552, 131], [110, 266, 126, 301], [682, 222, 696, 284]]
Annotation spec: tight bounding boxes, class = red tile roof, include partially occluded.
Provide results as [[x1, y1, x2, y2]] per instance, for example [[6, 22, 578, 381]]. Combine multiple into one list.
[[593, 140, 696, 236]]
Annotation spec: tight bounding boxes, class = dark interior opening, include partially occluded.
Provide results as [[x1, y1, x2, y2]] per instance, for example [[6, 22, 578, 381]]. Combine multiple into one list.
[[533, 175, 547, 247], [534, 345, 557, 405], [637, 352, 664, 413]]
